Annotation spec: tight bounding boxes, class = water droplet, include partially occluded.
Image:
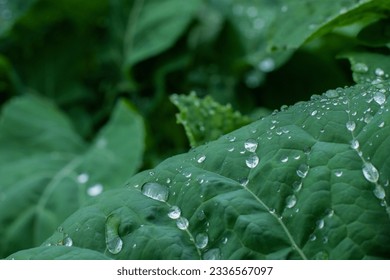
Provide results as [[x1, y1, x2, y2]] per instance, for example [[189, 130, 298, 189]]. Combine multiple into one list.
[[285, 195, 297, 208], [183, 170, 192, 178], [246, 154, 259, 168], [352, 62, 368, 73], [374, 91, 386, 105], [316, 219, 325, 229], [280, 155, 289, 163], [63, 235, 73, 247], [351, 139, 359, 150], [325, 208, 334, 217], [244, 139, 258, 152], [77, 173, 89, 184], [309, 234, 317, 241], [203, 248, 221, 260], [375, 68, 385, 77], [227, 135, 236, 142], [238, 178, 249, 187], [364, 113, 373, 123], [373, 185, 386, 199], [168, 206, 181, 219], [196, 154, 206, 163], [221, 237, 228, 244], [296, 164, 309, 178], [311, 110, 318, 116], [195, 233, 209, 249], [141, 182, 169, 202], [87, 183, 103, 197], [324, 89, 339, 98], [334, 170, 343, 177], [292, 181, 302, 192], [105, 214, 123, 255], [258, 58, 275, 72], [379, 121, 385, 128], [346, 121, 356, 132], [362, 162, 379, 183], [227, 147, 235, 152], [176, 217, 189, 230], [197, 210, 206, 221], [322, 236, 329, 244], [294, 155, 301, 160]]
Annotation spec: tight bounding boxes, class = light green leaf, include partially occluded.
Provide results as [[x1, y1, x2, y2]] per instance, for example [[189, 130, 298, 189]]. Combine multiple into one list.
[[170, 92, 251, 147], [124, 0, 201, 68], [341, 52, 390, 83], [19, 80, 390, 260], [0, 95, 145, 257]]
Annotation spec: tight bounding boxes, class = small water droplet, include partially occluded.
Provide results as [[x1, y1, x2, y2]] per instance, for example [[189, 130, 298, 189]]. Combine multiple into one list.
[[258, 58, 275, 72], [362, 162, 379, 183], [105, 214, 123, 255], [373, 185, 386, 199], [280, 155, 289, 163], [292, 181, 302, 192], [352, 62, 368, 73], [77, 173, 89, 184], [227, 147, 235, 152], [196, 154, 206, 163], [324, 89, 339, 98], [285, 195, 297, 208], [244, 139, 258, 152], [334, 170, 343, 177], [238, 178, 249, 187], [197, 210, 206, 221], [63, 235, 73, 247], [375, 68, 385, 77], [246, 154, 259, 168], [379, 121, 385, 128], [309, 234, 317, 241], [227, 135, 236, 142], [87, 183, 103, 197], [176, 217, 189, 230], [141, 182, 169, 202], [195, 233, 209, 249], [203, 248, 221, 260], [374, 91, 386, 105], [311, 110, 318, 116], [346, 121, 356, 132], [325, 208, 334, 217], [221, 237, 228, 244], [296, 164, 309, 178], [364, 113, 373, 123], [183, 170, 192, 178], [322, 236, 329, 244], [168, 206, 181, 219], [316, 219, 325, 229], [351, 139, 359, 150]]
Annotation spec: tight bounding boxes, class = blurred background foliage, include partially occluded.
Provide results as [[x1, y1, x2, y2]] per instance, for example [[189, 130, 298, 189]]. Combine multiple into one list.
[[1, 0, 389, 169]]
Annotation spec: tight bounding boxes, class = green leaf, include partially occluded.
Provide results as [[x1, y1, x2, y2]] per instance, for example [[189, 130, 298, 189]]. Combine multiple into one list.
[[357, 18, 390, 47], [170, 92, 251, 147], [124, 0, 201, 68], [17, 80, 390, 259], [341, 52, 390, 83], [268, 0, 390, 52], [0, 95, 145, 257]]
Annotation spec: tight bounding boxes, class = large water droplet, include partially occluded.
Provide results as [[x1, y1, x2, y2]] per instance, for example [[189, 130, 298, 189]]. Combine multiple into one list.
[[176, 217, 189, 230], [195, 233, 209, 249], [141, 182, 169, 202], [296, 164, 309, 178], [87, 183, 103, 197], [244, 139, 258, 152], [362, 162, 379, 183], [105, 214, 123, 255], [168, 206, 181, 219], [374, 91, 386, 105], [375, 68, 385, 77], [246, 154, 259, 168], [285, 195, 297, 208], [346, 121, 356, 132], [352, 62, 368, 73]]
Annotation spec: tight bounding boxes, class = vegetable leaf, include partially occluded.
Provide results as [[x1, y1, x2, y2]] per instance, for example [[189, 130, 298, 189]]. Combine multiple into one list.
[[170, 92, 251, 147], [9, 80, 390, 260], [0, 95, 145, 257]]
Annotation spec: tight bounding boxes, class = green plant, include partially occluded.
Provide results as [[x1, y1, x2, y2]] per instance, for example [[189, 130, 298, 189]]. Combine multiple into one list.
[[1, 0, 390, 259]]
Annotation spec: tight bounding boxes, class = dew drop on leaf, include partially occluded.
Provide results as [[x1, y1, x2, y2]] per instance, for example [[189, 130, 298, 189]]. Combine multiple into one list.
[[316, 219, 325, 229], [346, 120, 356, 132], [196, 154, 206, 163], [105, 214, 123, 255], [246, 154, 259, 168], [351, 139, 359, 150], [77, 173, 89, 184], [285, 194, 297, 208], [167, 206, 181, 219], [374, 91, 386, 105], [296, 164, 309, 178], [373, 185, 386, 199], [309, 234, 317, 241], [375, 68, 385, 77], [258, 58, 275, 72], [87, 183, 103, 197], [280, 155, 289, 163], [334, 170, 343, 177], [362, 162, 379, 183], [176, 217, 189, 230], [63, 235, 73, 247], [352, 62, 368, 73], [141, 182, 169, 202], [244, 138, 258, 152], [197, 210, 206, 221], [195, 233, 209, 249], [292, 181, 302, 192]]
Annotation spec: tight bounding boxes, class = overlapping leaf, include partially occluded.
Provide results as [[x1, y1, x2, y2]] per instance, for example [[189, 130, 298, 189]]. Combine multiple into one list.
[[8, 80, 390, 260], [0, 95, 145, 258]]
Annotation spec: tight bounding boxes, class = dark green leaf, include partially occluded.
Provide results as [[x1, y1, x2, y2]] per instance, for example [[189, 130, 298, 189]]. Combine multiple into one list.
[[0, 95, 145, 257], [357, 18, 390, 46], [17, 80, 390, 259]]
